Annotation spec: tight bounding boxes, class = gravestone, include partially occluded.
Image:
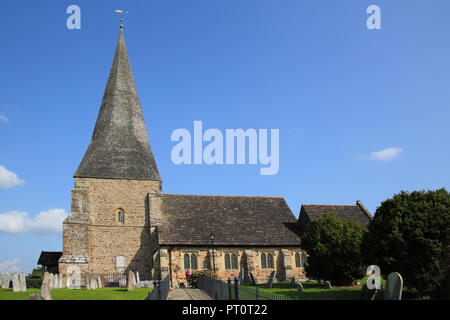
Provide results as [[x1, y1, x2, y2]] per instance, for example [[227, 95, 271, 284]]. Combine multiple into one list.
[[133, 273, 138, 288], [41, 279, 52, 300], [19, 272, 26, 292], [12, 272, 20, 292], [136, 272, 140, 288], [53, 274, 59, 289], [249, 272, 255, 285], [384, 272, 403, 300], [43, 272, 49, 283], [97, 276, 102, 289], [90, 278, 98, 289], [0, 273, 9, 288], [48, 274, 54, 289], [360, 284, 377, 300], [266, 271, 275, 289], [127, 271, 134, 291], [85, 275, 91, 290], [324, 281, 332, 289], [297, 282, 303, 293], [59, 275, 64, 289]]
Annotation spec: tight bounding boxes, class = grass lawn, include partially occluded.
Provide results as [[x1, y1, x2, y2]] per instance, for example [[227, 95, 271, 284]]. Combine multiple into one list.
[[241, 278, 386, 300], [0, 288, 153, 300]]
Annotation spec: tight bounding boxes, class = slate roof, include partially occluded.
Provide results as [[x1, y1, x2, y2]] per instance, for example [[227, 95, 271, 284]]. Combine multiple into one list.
[[74, 29, 160, 181], [159, 195, 302, 246], [37, 251, 63, 266], [297, 201, 372, 232]]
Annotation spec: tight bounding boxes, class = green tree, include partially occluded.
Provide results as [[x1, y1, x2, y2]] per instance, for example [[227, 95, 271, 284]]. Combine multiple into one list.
[[26, 267, 43, 288], [301, 212, 366, 286], [363, 188, 450, 296]]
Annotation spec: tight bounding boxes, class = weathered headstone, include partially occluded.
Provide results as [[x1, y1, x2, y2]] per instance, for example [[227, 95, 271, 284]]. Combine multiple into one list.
[[85, 275, 91, 290], [19, 272, 27, 292], [53, 274, 59, 289], [48, 274, 54, 289], [360, 284, 377, 300], [266, 271, 275, 289], [135, 272, 140, 288], [297, 282, 304, 293], [249, 272, 255, 285], [384, 272, 403, 300], [12, 272, 20, 292], [324, 281, 332, 289], [59, 275, 64, 289], [97, 276, 102, 289], [90, 278, 98, 289], [127, 271, 134, 291], [41, 279, 52, 300], [133, 273, 138, 288], [43, 272, 49, 283], [0, 273, 9, 288]]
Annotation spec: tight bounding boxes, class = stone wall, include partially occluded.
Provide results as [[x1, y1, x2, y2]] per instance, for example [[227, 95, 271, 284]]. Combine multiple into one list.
[[60, 177, 162, 276], [164, 247, 306, 286]]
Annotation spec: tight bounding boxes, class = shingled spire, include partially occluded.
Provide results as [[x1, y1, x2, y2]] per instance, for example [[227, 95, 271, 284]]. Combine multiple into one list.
[[74, 29, 161, 181]]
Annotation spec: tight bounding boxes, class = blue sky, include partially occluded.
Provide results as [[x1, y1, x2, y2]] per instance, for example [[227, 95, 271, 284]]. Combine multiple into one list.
[[1, 0, 449, 274]]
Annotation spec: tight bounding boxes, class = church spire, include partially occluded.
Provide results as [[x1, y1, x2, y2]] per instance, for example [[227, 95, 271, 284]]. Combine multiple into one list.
[[74, 29, 161, 181]]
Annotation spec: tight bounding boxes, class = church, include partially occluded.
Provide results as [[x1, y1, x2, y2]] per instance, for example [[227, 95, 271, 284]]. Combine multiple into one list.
[[58, 27, 371, 286]]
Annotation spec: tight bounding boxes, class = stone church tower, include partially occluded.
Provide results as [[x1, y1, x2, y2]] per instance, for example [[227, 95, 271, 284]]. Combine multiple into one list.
[[59, 29, 163, 278]]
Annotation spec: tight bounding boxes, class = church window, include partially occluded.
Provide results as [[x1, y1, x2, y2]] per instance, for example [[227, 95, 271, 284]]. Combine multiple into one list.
[[301, 253, 307, 268], [184, 253, 190, 270], [231, 253, 238, 269], [267, 253, 274, 269], [191, 254, 198, 270], [295, 253, 301, 268], [224, 254, 231, 270], [116, 209, 124, 224], [261, 253, 267, 269]]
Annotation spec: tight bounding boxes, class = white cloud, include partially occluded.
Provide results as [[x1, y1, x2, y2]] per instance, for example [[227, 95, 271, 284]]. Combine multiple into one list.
[[0, 209, 68, 235], [0, 258, 20, 272], [0, 165, 25, 189], [361, 147, 403, 162], [0, 113, 8, 123]]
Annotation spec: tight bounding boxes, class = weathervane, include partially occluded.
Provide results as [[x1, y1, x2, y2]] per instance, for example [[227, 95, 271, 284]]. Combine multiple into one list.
[[115, 9, 128, 29]]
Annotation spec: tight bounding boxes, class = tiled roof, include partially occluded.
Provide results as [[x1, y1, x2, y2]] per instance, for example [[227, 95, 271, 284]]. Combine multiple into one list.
[[159, 194, 302, 246], [297, 201, 372, 231], [74, 29, 160, 181]]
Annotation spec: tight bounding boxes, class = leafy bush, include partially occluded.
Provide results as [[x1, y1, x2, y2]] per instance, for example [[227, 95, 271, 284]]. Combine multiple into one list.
[[363, 188, 450, 297], [301, 212, 366, 286]]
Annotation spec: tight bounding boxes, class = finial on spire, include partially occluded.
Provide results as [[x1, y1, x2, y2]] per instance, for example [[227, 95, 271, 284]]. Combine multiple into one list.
[[115, 10, 128, 29]]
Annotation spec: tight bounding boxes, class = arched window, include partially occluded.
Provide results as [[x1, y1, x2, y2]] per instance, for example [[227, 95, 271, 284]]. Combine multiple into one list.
[[261, 253, 267, 269], [116, 209, 124, 223], [295, 253, 300, 268], [301, 253, 307, 268], [184, 253, 190, 270], [267, 253, 274, 269], [231, 254, 238, 269], [191, 254, 198, 270], [224, 254, 231, 270]]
